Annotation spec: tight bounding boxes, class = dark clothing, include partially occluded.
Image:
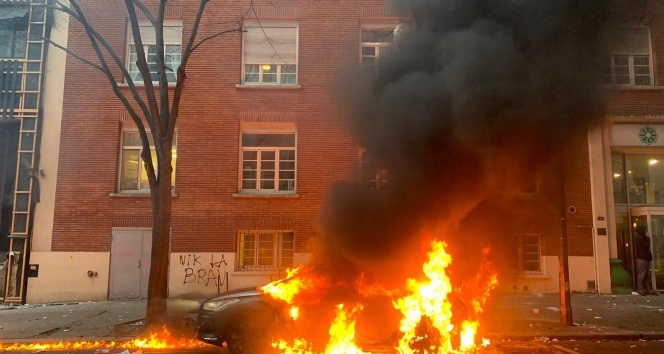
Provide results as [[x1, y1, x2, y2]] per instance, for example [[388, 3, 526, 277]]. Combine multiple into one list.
[[637, 259, 653, 292], [635, 232, 653, 261]]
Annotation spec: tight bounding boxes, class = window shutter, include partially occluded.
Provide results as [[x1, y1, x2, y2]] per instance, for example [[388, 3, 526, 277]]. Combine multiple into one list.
[[244, 26, 297, 64], [602, 28, 650, 55]]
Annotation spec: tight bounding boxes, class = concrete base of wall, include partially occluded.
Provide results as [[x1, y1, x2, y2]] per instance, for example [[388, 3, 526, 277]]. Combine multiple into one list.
[[25, 252, 599, 303], [26, 252, 110, 303], [498, 256, 597, 294]]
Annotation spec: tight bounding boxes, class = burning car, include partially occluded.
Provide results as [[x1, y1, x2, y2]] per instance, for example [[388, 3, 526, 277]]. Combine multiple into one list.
[[196, 287, 289, 354]]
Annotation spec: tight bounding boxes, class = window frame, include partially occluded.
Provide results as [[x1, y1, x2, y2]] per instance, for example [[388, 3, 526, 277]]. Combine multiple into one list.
[[600, 28, 653, 87], [359, 147, 390, 190], [360, 23, 400, 70], [117, 128, 177, 193], [509, 234, 542, 275], [125, 19, 182, 84], [239, 125, 297, 194], [237, 231, 295, 271], [241, 20, 299, 86], [0, 5, 29, 59]]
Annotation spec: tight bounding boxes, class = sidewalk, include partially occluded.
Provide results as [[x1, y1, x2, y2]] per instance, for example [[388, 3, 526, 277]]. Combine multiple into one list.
[[0, 298, 202, 341], [0, 293, 663, 345], [481, 293, 664, 340]]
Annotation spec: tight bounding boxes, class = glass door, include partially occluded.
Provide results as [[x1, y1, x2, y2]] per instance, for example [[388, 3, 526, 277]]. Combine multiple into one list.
[[650, 216, 664, 290], [631, 208, 664, 291]]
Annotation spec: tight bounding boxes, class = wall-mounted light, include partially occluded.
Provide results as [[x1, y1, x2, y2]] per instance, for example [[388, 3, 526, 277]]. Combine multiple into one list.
[[614, 173, 621, 178], [650, 159, 658, 165], [262, 64, 272, 71]]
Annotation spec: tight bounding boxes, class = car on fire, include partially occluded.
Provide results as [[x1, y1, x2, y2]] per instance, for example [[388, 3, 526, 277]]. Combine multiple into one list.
[[196, 287, 471, 353], [196, 287, 287, 354], [196, 287, 399, 354]]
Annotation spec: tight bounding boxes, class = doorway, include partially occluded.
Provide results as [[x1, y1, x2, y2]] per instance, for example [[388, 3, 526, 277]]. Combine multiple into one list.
[[631, 207, 664, 290], [109, 229, 152, 299]]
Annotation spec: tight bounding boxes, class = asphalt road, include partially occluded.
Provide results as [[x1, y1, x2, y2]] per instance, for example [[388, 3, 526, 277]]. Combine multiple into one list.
[[6, 340, 664, 353]]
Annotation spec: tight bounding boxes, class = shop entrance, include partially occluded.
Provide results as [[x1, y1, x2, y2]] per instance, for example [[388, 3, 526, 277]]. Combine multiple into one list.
[[631, 207, 664, 291]]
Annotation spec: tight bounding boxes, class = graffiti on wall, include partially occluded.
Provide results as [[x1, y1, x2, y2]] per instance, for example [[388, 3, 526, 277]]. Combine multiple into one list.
[[179, 254, 228, 288]]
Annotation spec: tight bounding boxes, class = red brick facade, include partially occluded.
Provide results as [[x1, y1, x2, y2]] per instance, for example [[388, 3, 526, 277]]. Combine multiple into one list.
[[53, 0, 391, 255], [48, 0, 664, 297]]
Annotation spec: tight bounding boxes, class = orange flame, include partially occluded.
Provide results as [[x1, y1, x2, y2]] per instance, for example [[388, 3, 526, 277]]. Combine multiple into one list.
[[262, 266, 314, 304], [0, 326, 211, 351], [263, 239, 498, 353]]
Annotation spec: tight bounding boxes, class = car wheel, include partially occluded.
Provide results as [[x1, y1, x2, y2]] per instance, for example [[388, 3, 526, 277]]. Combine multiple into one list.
[[225, 315, 274, 354]]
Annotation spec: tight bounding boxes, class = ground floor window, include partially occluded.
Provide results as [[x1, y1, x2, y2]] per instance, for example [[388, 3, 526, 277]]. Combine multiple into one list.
[[508, 234, 541, 274], [238, 231, 294, 270], [612, 153, 664, 205]]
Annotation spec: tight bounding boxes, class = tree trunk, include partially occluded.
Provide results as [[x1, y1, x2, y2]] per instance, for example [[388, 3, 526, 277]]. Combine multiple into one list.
[[145, 140, 173, 329]]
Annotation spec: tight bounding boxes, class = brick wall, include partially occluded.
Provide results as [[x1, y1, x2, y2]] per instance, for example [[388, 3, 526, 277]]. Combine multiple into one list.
[[52, 0, 386, 254]]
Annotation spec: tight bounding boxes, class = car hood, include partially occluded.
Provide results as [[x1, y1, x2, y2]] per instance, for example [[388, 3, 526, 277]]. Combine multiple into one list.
[[204, 287, 263, 302]]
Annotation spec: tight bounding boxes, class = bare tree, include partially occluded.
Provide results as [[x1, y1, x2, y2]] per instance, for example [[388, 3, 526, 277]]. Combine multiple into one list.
[[49, 0, 242, 328]]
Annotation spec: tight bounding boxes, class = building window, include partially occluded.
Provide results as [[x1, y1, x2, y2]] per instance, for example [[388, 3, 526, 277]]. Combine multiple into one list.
[[243, 21, 298, 85], [241, 132, 296, 192], [361, 26, 396, 70], [600, 28, 651, 86], [238, 231, 294, 270], [360, 148, 390, 190], [119, 130, 177, 191], [0, 5, 29, 58], [508, 234, 541, 274], [126, 20, 182, 83]]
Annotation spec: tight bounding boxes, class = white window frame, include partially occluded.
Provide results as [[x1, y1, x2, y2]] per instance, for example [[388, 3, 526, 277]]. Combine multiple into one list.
[[125, 19, 182, 84], [237, 231, 294, 271], [241, 20, 299, 85], [118, 128, 177, 192], [239, 125, 297, 194], [509, 234, 542, 275], [601, 28, 653, 87], [360, 23, 400, 69]]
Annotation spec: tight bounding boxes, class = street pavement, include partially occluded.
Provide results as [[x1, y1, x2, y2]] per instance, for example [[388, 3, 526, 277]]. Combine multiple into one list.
[[0, 293, 663, 352]]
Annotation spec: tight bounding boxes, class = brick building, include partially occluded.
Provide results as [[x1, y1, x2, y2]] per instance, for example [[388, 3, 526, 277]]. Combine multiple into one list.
[[13, 0, 664, 303]]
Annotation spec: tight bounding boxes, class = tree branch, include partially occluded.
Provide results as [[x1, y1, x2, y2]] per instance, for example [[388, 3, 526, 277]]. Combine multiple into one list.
[[156, 0, 170, 152], [131, 0, 157, 26], [168, 0, 210, 137], [190, 27, 243, 54], [52, 1, 154, 131], [44, 37, 103, 71], [125, 0, 163, 164], [67, 0, 156, 182]]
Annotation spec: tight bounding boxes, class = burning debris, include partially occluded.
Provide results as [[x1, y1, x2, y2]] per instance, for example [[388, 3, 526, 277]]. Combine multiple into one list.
[[0, 326, 211, 352]]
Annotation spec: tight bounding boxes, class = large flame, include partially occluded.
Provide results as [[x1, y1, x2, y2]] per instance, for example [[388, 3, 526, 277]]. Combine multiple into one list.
[[262, 239, 498, 353], [0, 326, 211, 351]]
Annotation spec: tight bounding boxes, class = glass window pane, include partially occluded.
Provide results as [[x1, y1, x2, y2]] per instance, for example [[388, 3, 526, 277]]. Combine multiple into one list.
[[614, 55, 629, 66], [121, 150, 140, 190], [362, 47, 376, 55], [612, 154, 627, 204], [245, 64, 259, 83], [635, 76, 651, 86], [280, 150, 295, 160], [242, 180, 257, 189], [261, 180, 275, 189], [615, 75, 630, 85], [242, 134, 295, 147], [634, 56, 649, 66]]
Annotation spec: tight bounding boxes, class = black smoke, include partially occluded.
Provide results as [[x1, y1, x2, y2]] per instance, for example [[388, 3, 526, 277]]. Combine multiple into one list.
[[315, 0, 640, 282]]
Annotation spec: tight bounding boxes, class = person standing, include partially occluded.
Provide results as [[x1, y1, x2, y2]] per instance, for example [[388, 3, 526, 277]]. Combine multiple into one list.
[[635, 225, 659, 296]]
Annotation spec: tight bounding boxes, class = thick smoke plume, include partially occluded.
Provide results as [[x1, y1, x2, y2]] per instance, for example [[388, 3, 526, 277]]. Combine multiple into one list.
[[315, 0, 635, 283]]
